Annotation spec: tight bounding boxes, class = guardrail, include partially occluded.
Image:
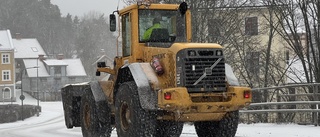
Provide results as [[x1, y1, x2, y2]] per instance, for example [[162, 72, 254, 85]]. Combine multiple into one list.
[[240, 83, 320, 125], [241, 101, 320, 113]]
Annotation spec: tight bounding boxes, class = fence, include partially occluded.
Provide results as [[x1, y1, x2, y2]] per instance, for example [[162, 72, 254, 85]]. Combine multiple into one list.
[[240, 83, 320, 125]]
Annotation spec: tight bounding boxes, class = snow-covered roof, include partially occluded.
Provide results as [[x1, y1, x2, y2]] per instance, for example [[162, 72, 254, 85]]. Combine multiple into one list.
[[23, 58, 87, 77], [63, 59, 87, 77], [23, 59, 50, 78], [43, 58, 86, 77], [0, 30, 14, 50], [43, 59, 68, 66], [92, 55, 114, 65], [13, 38, 46, 59]]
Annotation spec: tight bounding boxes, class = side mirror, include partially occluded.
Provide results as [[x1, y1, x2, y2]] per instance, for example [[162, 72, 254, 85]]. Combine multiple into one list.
[[109, 14, 116, 32], [179, 2, 188, 15]]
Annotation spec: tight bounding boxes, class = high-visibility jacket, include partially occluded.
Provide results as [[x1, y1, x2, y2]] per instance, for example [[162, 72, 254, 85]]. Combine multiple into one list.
[[143, 23, 161, 41]]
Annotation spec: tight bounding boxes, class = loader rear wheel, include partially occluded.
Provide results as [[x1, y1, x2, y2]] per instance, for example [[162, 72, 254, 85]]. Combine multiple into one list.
[[156, 120, 184, 137], [115, 82, 156, 137], [80, 90, 112, 137], [194, 111, 239, 137], [64, 110, 73, 128], [63, 98, 73, 128]]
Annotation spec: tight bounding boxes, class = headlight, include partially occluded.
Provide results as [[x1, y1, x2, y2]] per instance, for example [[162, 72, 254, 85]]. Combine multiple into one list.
[[216, 50, 223, 56]]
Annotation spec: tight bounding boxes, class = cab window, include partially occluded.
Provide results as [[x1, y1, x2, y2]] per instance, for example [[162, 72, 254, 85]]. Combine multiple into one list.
[[138, 10, 187, 43], [122, 13, 131, 57]]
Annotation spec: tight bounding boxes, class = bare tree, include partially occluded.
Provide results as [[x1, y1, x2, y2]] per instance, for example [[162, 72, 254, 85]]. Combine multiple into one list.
[[263, 0, 320, 123]]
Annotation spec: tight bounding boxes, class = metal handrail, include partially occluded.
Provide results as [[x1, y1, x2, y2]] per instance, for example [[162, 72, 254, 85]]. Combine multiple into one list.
[[247, 101, 320, 106], [251, 83, 320, 91], [241, 109, 320, 113], [241, 83, 320, 125], [278, 93, 320, 97]]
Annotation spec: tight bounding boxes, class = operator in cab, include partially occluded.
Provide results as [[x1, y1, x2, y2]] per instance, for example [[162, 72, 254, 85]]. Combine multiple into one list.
[[142, 18, 161, 41]]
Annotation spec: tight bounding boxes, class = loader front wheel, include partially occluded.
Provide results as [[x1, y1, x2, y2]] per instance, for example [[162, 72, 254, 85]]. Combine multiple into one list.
[[195, 111, 239, 137], [156, 120, 184, 137], [115, 82, 156, 137]]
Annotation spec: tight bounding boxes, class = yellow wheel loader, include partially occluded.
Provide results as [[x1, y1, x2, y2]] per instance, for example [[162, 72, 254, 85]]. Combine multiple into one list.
[[61, 1, 251, 137]]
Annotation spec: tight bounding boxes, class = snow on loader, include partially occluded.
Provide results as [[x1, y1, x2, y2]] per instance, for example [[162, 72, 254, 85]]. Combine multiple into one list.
[[61, 1, 252, 137]]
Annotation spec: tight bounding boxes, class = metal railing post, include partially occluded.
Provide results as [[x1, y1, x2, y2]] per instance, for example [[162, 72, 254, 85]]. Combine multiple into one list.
[[276, 89, 281, 123], [315, 84, 319, 126]]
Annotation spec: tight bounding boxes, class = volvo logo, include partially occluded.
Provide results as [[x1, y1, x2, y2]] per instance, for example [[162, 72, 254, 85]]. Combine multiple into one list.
[[193, 58, 222, 85], [205, 68, 212, 75]]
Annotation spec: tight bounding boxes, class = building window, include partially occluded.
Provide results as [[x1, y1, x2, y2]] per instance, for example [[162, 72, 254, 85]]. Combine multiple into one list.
[[245, 17, 258, 35], [41, 78, 47, 83], [245, 52, 260, 76], [2, 70, 11, 81], [54, 66, 61, 75], [69, 77, 75, 82], [31, 47, 38, 52], [1, 53, 10, 64], [2, 87, 11, 99], [68, 77, 76, 83]]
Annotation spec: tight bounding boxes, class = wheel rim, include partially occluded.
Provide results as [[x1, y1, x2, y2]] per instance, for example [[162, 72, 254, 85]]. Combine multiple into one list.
[[120, 102, 131, 131], [83, 103, 91, 130]]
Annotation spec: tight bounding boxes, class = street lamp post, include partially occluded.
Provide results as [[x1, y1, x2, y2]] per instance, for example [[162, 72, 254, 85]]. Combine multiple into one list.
[[1, 88, 3, 104], [20, 66, 38, 121], [36, 58, 40, 116]]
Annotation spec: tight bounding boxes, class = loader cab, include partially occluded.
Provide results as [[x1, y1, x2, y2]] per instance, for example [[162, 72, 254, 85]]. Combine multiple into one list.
[[109, 2, 191, 69]]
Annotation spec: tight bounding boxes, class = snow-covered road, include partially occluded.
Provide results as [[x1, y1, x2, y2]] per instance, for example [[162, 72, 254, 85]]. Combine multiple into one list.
[[1, 91, 320, 137]]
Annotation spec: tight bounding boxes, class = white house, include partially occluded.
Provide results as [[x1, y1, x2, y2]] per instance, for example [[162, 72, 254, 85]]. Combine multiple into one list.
[[12, 35, 87, 101]]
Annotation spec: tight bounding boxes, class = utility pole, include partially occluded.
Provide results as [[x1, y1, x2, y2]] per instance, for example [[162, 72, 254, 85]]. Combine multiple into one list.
[[20, 66, 38, 121]]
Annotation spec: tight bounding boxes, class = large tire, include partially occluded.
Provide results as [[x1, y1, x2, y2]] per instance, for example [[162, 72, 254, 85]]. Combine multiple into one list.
[[156, 120, 184, 137], [64, 110, 73, 129], [195, 111, 239, 137], [97, 101, 113, 137], [115, 82, 157, 137], [63, 93, 73, 128], [80, 89, 112, 137]]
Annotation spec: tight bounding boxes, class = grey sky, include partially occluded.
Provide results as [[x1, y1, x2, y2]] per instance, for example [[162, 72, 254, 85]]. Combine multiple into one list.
[[51, 0, 126, 17]]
